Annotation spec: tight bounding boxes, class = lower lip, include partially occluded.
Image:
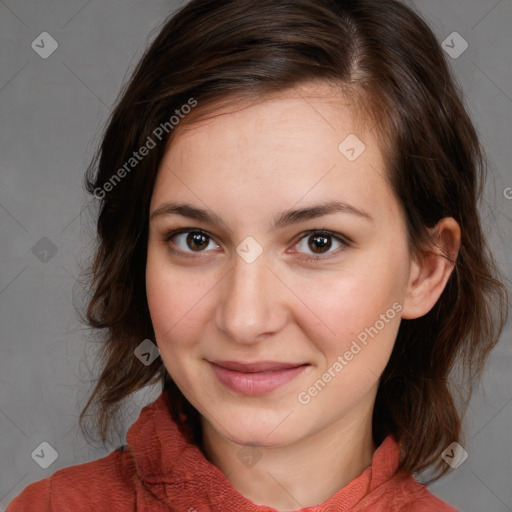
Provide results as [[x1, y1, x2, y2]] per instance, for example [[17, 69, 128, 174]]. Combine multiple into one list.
[[209, 363, 309, 395]]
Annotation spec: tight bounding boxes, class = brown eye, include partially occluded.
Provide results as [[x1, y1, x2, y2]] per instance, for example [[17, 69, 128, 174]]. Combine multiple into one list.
[[186, 231, 209, 251], [308, 234, 332, 254], [165, 229, 220, 255], [293, 230, 349, 261]]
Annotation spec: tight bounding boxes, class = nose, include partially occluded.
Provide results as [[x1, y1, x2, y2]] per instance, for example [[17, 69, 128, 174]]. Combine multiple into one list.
[[215, 250, 288, 345]]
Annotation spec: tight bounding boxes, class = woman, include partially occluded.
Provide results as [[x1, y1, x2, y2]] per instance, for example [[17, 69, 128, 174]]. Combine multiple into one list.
[[7, 0, 508, 510]]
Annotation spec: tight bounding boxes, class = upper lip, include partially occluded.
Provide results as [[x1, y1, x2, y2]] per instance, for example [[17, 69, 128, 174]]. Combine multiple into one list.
[[209, 360, 308, 373]]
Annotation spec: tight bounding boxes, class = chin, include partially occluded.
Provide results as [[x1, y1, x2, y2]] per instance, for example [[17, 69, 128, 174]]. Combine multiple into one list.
[[225, 428, 297, 449], [212, 408, 305, 448]]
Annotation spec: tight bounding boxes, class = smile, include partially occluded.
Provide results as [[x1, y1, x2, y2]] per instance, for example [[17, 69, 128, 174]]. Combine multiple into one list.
[[208, 360, 310, 395]]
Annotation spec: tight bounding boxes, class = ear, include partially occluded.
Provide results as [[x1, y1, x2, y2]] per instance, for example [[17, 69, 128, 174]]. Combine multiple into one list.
[[401, 217, 461, 320]]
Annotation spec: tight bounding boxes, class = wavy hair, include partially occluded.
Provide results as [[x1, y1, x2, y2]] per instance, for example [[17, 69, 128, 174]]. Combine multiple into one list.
[[78, 0, 508, 480]]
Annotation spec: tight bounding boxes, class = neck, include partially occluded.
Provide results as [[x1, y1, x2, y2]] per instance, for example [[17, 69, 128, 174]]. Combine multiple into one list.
[[200, 394, 377, 510]]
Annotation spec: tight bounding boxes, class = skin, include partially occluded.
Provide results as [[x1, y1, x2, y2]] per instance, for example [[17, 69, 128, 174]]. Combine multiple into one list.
[[145, 82, 461, 510]]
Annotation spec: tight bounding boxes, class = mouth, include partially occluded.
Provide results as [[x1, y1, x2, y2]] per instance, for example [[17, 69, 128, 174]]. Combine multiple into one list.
[[208, 360, 310, 395]]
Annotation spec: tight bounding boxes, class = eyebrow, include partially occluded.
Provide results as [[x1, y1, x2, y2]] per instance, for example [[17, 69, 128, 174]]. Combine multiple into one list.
[[149, 200, 373, 230]]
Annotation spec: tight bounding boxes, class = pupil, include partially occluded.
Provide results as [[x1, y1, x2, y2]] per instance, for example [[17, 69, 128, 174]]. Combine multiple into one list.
[[187, 232, 208, 251], [309, 234, 331, 253]]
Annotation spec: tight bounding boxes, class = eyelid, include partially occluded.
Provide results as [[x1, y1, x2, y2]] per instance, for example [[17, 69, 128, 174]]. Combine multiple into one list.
[[163, 227, 214, 243], [291, 228, 352, 246]]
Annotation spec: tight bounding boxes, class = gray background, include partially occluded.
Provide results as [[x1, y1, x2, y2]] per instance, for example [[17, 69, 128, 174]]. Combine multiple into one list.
[[0, 0, 511, 510]]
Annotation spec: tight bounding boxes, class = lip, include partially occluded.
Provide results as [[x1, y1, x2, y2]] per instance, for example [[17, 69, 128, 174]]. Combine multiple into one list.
[[208, 360, 310, 395]]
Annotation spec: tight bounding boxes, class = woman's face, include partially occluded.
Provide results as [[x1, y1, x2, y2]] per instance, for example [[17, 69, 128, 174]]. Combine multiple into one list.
[[146, 84, 414, 448]]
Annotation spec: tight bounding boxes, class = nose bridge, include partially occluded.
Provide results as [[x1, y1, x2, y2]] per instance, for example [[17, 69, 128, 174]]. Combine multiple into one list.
[[215, 250, 284, 343]]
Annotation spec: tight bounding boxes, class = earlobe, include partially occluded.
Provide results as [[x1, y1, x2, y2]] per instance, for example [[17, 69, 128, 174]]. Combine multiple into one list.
[[401, 217, 461, 320]]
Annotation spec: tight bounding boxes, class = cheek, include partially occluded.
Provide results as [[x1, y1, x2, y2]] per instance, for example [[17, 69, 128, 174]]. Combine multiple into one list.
[[299, 280, 401, 404], [294, 270, 401, 344], [145, 250, 212, 349], [289, 248, 406, 373]]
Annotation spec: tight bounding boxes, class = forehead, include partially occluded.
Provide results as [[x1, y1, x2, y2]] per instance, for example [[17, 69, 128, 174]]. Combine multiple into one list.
[[160, 84, 376, 174], [170, 81, 371, 146], [149, 82, 396, 226]]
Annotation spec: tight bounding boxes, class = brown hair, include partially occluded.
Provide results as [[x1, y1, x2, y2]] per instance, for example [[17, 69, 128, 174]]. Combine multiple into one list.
[[78, 0, 508, 480]]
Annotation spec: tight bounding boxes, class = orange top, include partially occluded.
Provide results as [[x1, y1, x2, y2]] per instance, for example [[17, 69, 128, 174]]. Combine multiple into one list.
[[7, 390, 459, 511]]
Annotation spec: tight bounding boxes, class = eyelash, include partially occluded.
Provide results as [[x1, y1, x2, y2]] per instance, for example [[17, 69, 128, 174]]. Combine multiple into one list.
[[163, 228, 351, 263]]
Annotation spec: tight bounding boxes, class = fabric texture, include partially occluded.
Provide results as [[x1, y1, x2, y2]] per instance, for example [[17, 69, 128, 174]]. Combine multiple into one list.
[[7, 389, 459, 511]]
